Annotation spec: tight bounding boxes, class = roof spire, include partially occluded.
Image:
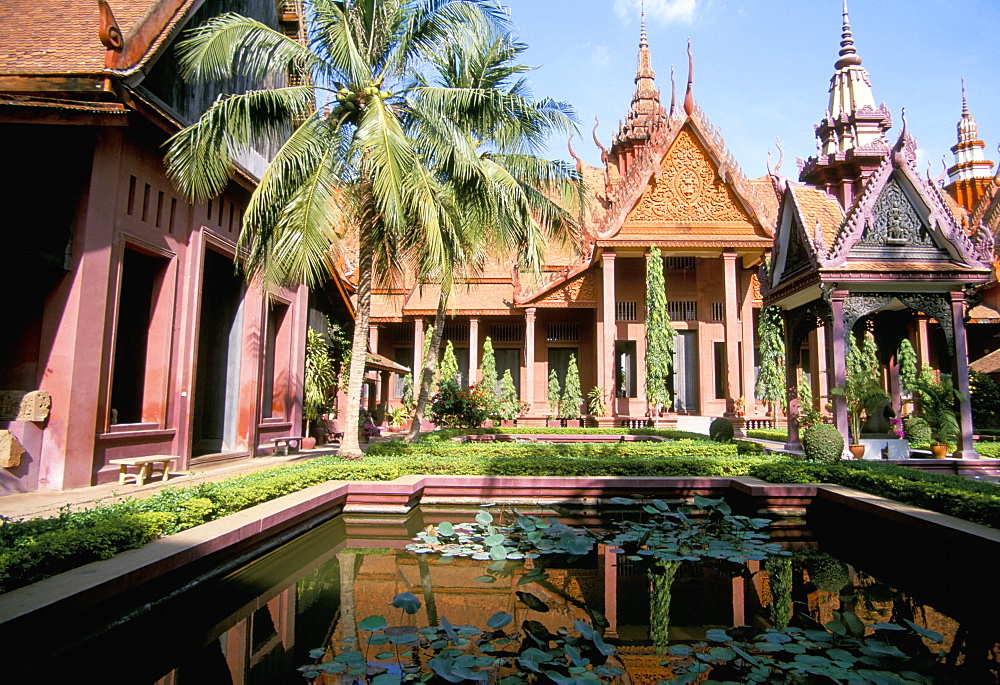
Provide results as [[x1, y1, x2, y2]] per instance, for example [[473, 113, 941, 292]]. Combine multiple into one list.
[[683, 37, 694, 116], [610, 8, 666, 151], [835, 0, 862, 69], [669, 64, 676, 116], [948, 79, 994, 190], [961, 77, 969, 117]]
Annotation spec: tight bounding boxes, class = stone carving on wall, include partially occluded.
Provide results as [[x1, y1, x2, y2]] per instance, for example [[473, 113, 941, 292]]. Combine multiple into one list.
[[0, 390, 51, 422], [857, 178, 935, 249], [627, 128, 748, 224], [536, 272, 597, 306], [0, 430, 25, 469]]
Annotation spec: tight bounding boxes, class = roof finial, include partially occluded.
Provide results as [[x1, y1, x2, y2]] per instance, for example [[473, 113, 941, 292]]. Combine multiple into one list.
[[669, 64, 676, 116], [835, 0, 862, 69], [683, 37, 694, 116], [640, 0, 647, 48], [961, 77, 969, 117]]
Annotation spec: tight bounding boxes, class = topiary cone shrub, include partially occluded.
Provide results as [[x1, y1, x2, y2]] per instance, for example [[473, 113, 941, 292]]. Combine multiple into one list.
[[709, 417, 735, 443], [797, 551, 850, 593], [801, 423, 844, 463]]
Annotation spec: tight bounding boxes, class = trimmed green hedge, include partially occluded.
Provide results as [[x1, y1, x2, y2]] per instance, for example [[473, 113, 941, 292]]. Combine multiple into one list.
[[1, 434, 997, 595], [747, 461, 1000, 528], [746, 429, 788, 442]]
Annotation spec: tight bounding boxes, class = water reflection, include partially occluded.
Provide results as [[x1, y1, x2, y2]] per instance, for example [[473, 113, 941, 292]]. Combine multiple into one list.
[[10, 504, 994, 683]]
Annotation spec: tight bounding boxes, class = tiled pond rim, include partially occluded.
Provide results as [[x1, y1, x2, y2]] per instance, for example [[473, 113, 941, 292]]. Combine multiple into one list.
[[1, 475, 998, 655]]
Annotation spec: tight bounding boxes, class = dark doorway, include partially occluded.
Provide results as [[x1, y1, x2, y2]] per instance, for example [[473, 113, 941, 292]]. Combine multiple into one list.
[[192, 249, 244, 455]]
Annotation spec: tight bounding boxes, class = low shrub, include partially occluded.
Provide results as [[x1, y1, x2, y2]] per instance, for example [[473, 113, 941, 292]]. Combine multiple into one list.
[[745, 428, 788, 442], [903, 416, 931, 445], [709, 417, 735, 443], [368, 439, 740, 460], [801, 423, 844, 463], [795, 550, 850, 592], [429, 381, 488, 428]]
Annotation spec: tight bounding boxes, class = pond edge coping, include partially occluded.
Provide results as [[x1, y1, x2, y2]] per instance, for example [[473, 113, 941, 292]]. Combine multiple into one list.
[[0, 475, 996, 639]]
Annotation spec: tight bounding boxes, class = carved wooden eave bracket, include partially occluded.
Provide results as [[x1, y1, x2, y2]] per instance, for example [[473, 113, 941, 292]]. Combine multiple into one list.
[[826, 125, 994, 270], [102, 0, 200, 78]]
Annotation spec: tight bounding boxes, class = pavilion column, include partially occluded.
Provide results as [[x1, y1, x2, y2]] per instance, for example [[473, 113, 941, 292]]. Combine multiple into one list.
[[915, 317, 932, 368], [413, 318, 425, 372], [781, 310, 801, 452], [469, 318, 479, 385], [809, 325, 829, 412], [378, 371, 391, 424], [829, 290, 849, 443], [602, 251, 617, 417], [740, 300, 756, 416], [722, 251, 741, 415], [950, 292, 978, 458], [525, 307, 536, 413]]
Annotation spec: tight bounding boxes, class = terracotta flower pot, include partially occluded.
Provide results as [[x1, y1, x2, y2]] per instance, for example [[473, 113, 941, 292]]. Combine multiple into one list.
[[930, 443, 949, 459], [302, 436, 317, 450], [848, 444, 866, 460]]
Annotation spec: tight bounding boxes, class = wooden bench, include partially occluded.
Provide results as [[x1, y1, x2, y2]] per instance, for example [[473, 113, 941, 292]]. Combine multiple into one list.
[[271, 436, 303, 456], [108, 455, 177, 486]]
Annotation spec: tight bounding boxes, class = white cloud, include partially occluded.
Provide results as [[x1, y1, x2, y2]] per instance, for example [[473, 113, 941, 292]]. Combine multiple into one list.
[[613, 0, 699, 25], [591, 45, 611, 68]]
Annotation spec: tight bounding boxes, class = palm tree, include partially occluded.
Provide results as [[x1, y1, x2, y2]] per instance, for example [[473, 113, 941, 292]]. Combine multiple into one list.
[[401, 27, 583, 442], [165, 0, 517, 458]]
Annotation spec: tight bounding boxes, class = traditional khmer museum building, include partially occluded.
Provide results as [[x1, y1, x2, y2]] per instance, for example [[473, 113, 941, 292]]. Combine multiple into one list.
[[368, 22, 778, 424], [763, 4, 995, 456], [0, 0, 340, 494]]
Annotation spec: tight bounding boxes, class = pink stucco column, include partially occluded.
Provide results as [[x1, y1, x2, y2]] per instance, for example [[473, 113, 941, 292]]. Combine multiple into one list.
[[781, 309, 801, 452], [525, 308, 536, 412], [951, 291, 978, 458], [722, 251, 741, 415], [469, 318, 479, 385], [829, 290, 849, 443], [602, 251, 617, 417], [413, 318, 424, 373]]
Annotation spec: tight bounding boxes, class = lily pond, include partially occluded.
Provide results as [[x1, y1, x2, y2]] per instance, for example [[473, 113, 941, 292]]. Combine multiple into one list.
[[14, 496, 999, 683]]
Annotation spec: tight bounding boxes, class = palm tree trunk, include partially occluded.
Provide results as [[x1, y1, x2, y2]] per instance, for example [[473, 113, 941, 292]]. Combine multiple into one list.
[[339, 235, 373, 459], [404, 289, 447, 442]]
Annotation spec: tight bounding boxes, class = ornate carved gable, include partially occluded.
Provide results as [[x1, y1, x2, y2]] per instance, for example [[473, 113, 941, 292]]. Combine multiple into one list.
[[849, 176, 948, 261], [620, 126, 755, 233], [780, 215, 812, 281], [532, 271, 598, 308]]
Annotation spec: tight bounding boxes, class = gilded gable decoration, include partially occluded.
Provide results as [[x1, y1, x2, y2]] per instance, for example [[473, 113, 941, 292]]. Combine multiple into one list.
[[627, 128, 749, 224]]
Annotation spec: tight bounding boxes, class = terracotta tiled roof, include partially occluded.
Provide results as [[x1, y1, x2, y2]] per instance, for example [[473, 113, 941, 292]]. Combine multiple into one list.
[[748, 176, 780, 222], [789, 185, 844, 254], [0, 0, 154, 74], [366, 352, 410, 374], [822, 260, 985, 273], [970, 347, 1000, 373]]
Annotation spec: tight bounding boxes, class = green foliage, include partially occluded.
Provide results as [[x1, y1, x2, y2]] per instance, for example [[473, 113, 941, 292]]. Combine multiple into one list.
[[400, 373, 415, 415], [386, 406, 410, 427], [645, 247, 676, 410], [438, 340, 460, 392], [560, 353, 584, 418], [747, 460, 1000, 528], [898, 338, 919, 394], [429, 380, 488, 429], [649, 559, 681, 653], [547, 368, 562, 418], [709, 417, 735, 443], [497, 369, 521, 421], [801, 423, 845, 463], [913, 374, 962, 444], [756, 306, 786, 410], [831, 331, 888, 443], [970, 369, 1000, 429], [796, 550, 850, 592], [746, 429, 789, 442], [667, 610, 947, 683], [766, 555, 793, 629], [304, 326, 337, 422], [587, 386, 608, 417], [903, 416, 931, 445], [797, 372, 812, 410], [478, 336, 500, 417]]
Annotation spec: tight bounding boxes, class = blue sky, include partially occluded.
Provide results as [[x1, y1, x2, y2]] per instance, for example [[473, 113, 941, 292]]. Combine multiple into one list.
[[498, 0, 1000, 181]]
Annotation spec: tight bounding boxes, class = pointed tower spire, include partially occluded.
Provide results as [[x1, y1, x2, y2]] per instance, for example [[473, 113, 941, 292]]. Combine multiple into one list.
[[611, 8, 666, 151], [946, 78, 994, 210], [800, 1, 892, 208], [669, 64, 676, 117]]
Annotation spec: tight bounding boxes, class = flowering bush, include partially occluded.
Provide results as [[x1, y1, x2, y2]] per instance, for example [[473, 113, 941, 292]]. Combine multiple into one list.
[[889, 417, 904, 439], [359, 407, 379, 438], [429, 381, 488, 428]]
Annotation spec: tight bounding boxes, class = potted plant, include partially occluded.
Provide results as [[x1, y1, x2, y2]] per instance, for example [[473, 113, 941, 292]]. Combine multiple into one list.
[[830, 332, 888, 459], [560, 354, 584, 428], [497, 369, 521, 427], [386, 406, 410, 432], [303, 327, 337, 448], [587, 386, 608, 424], [546, 369, 562, 427], [914, 375, 962, 458]]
